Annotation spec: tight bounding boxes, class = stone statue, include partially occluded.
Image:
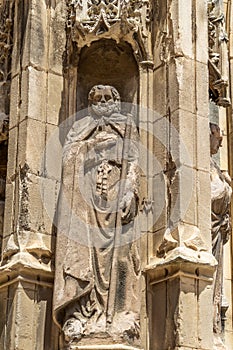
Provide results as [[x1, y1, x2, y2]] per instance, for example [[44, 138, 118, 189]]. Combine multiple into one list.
[[210, 123, 232, 338], [53, 85, 141, 347]]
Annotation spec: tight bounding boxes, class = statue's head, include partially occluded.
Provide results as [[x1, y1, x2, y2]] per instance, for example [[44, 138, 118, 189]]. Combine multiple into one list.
[[88, 85, 121, 117], [210, 122, 222, 155]]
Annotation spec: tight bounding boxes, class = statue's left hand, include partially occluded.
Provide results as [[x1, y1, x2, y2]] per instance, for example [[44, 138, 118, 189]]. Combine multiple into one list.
[[120, 190, 138, 224]]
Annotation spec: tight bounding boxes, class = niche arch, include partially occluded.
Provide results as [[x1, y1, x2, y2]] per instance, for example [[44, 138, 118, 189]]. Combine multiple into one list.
[[76, 39, 139, 112]]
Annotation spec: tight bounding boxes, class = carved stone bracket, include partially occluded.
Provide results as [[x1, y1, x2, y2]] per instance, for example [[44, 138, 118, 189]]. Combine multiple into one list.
[[66, 0, 153, 61], [208, 0, 231, 107], [156, 223, 209, 260]]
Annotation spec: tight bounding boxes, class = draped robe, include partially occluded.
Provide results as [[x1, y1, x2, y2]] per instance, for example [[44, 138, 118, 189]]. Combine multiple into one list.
[[211, 158, 232, 334], [53, 113, 141, 343]]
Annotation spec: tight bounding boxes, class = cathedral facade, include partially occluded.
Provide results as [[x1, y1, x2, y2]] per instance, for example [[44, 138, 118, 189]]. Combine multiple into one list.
[[0, 0, 232, 349]]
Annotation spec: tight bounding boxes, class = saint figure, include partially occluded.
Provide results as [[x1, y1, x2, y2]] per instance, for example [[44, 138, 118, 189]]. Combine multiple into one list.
[[53, 85, 141, 347], [210, 123, 232, 338]]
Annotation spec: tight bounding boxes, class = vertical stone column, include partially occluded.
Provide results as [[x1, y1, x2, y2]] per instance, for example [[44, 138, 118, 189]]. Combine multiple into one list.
[[0, 0, 66, 348], [226, 0, 233, 347], [138, 60, 156, 350], [145, 1, 216, 349]]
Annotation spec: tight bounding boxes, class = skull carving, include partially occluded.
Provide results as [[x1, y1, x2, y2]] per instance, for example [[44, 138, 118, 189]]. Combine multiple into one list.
[[88, 85, 121, 117]]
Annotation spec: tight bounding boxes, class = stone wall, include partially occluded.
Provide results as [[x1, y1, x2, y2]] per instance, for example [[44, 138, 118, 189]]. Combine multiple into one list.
[[0, 0, 232, 349]]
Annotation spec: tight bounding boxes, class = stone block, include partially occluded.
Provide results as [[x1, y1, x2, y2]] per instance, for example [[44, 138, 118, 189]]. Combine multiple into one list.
[[169, 165, 196, 226], [196, 115, 211, 171], [22, 0, 48, 70], [153, 116, 169, 174], [47, 73, 64, 125], [17, 119, 28, 167], [18, 173, 43, 233], [20, 68, 47, 122], [139, 273, 148, 350], [4, 283, 18, 350], [11, 2, 29, 77], [44, 123, 62, 181], [195, 1, 209, 64], [9, 75, 20, 129], [170, 0, 193, 59], [3, 183, 16, 237], [177, 277, 198, 348], [1, 280, 55, 350], [167, 59, 180, 114], [139, 112, 169, 177], [169, 57, 196, 114], [40, 177, 58, 235], [0, 286, 8, 348], [10, 171, 55, 248], [147, 259, 215, 350], [197, 170, 212, 249], [197, 279, 213, 349], [223, 275, 232, 334], [229, 34, 233, 58], [182, 170, 198, 226], [153, 66, 167, 117], [170, 109, 196, 168], [223, 240, 232, 280], [26, 118, 46, 174], [13, 284, 36, 349], [196, 62, 209, 118], [150, 281, 169, 350], [36, 285, 59, 350], [7, 126, 18, 180], [152, 173, 167, 232], [49, 2, 67, 75]]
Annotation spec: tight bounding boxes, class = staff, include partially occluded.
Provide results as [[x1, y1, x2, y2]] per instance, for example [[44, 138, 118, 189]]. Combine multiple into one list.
[[106, 113, 133, 325]]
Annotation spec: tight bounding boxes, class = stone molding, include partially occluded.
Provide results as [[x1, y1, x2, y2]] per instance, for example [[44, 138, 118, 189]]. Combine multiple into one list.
[[0, 252, 53, 285], [145, 247, 217, 285], [66, 0, 152, 61]]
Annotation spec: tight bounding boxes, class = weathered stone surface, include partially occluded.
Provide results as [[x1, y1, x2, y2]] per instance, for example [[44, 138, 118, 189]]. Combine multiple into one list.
[[0, 0, 232, 348]]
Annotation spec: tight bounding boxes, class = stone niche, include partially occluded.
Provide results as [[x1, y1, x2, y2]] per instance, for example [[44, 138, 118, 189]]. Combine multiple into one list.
[[76, 39, 139, 113]]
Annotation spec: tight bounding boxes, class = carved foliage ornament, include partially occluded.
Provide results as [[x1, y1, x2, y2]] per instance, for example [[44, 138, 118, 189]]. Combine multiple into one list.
[[67, 0, 151, 58], [0, 0, 13, 82]]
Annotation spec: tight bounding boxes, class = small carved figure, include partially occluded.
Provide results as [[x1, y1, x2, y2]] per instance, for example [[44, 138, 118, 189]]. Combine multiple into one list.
[[53, 85, 141, 347], [210, 123, 232, 338]]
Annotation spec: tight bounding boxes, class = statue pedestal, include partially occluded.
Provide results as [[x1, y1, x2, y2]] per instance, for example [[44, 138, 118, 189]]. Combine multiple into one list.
[[67, 345, 142, 350], [145, 248, 216, 350]]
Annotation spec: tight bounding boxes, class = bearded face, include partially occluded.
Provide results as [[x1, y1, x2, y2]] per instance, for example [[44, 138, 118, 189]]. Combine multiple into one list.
[[210, 128, 222, 155], [89, 85, 120, 117]]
